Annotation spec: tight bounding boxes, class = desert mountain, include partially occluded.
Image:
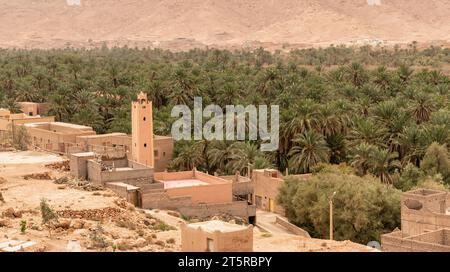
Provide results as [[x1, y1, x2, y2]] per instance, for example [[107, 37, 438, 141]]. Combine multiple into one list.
[[1, 0, 449, 50]]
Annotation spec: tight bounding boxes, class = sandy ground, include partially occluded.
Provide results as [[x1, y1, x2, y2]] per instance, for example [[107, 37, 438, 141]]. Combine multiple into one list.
[[0, 151, 64, 165], [0, 0, 449, 51]]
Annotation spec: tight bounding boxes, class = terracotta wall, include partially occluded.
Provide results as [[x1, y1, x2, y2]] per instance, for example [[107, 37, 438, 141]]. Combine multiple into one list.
[[252, 169, 285, 215], [166, 183, 232, 205], [153, 136, 174, 172]]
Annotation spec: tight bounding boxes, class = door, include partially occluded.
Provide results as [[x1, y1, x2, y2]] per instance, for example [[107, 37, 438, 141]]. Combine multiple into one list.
[[206, 238, 214, 252], [269, 198, 275, 212]]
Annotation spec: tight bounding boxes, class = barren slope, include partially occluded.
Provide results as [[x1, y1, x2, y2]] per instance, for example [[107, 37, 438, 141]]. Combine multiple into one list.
[[0, 0, 449, 50]]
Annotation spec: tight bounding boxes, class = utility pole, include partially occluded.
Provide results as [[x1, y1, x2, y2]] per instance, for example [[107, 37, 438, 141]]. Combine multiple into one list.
[[329, 191, 337, 240], [11, 119, 15, 147]]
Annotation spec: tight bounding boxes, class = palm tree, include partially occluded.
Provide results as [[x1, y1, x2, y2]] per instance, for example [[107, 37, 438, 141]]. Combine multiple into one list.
[[288, 130, 330, 174], [0, 98, 21, 113], [345, 62, 367, 87], [349, 143, 376, 176], [317, 104, 343, 137], [228, 142, 268, 176], [347, 117, 387, 148], [170, 142, 204, 171], [397, 64, 413, 84], [285, 100, 318, 142], [72, 89, 98, 113], [368, 148, 401, 184], [411, 94, 433, 124], [399, 125, 426, 167], [207, 141, 234, 174]]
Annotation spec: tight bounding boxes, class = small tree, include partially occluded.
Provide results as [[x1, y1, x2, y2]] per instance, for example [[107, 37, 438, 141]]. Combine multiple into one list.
[[12, 125, 31, 151], [89, 224, 109, 250], [20, 220, 27, 234], [40, 198, 58, 237]]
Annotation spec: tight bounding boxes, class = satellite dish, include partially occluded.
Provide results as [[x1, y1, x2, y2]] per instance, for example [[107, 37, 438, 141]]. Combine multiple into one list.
[[367, 241, 381, 250]]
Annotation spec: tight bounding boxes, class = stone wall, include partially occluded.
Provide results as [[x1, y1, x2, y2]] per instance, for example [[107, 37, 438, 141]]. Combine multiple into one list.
[[275, 216, 310, 238], [381, 229, 450, 252], [178, 201, 256, 221], [86, 159, 153, 186]]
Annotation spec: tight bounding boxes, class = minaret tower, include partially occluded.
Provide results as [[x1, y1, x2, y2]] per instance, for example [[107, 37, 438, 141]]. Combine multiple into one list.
[[131, 92, 154, 168]]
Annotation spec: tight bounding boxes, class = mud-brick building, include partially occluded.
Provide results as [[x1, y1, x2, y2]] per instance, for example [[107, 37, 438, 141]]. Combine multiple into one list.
[[381, 188, 450, 252], [181, 220, 253, 252]]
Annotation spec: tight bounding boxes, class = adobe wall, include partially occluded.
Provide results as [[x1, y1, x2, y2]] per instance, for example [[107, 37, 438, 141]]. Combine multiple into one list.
[[141, 191, 192, 210], [178, 201, 256, 220], [180, 223, 253, 252], [26, 125, 95, 153], [18, 102, 49, 116], [232, 180, 254, 196], [0, 116, 55, 131], [153, 171, 194, 181], [153, 136, 173, 172], [86, 160, 153, 186], [105, 182, 139, 206], [275, 216, 310, 238], [401, 190, 450, 237], [401, 208, 450, 237], [165, 182, 232, 205], [194, 171, 230, 184], [381, 230, 450, 252], [252, 170, 285, 215], [76, 133, 132, 152], [70, 153, 95, 179]]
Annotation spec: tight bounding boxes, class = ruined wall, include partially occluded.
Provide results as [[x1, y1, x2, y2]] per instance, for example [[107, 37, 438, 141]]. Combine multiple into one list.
[[382, 230, 450, 252], [401, 209, 450, 237], [69, 153, 95, 179], [86, 159, 153, 186], [400, 190, 450, 237], [105, 182, 139, 206]]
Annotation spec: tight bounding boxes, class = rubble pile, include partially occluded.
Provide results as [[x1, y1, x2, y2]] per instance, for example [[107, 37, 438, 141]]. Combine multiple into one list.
[[57, 207, 124, 221], [53, 176, 104, 191], [45, 161, 70, 171], [1, 207, 22, 218], [23, 172, 52, 180], [0, 176, 6, 184]]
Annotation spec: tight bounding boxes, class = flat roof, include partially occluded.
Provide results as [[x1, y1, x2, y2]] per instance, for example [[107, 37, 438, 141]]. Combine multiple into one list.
[[71, 152, 95, 157], [187, 220, 248, 233], [163, 179, 208, 189], [24, 121, 93, 130], [77, 133, 127, 139], [114, 167, 134, 172]]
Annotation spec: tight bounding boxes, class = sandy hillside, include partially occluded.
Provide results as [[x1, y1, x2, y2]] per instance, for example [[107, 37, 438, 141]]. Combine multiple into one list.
[[0, 0, 449, 50]]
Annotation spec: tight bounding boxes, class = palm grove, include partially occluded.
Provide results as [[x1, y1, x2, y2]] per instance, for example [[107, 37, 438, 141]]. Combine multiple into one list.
[[1, 45, 449, 243]]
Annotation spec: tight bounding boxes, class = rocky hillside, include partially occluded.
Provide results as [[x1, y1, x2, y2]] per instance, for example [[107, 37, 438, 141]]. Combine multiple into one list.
[[0, 0, 449, 50]]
